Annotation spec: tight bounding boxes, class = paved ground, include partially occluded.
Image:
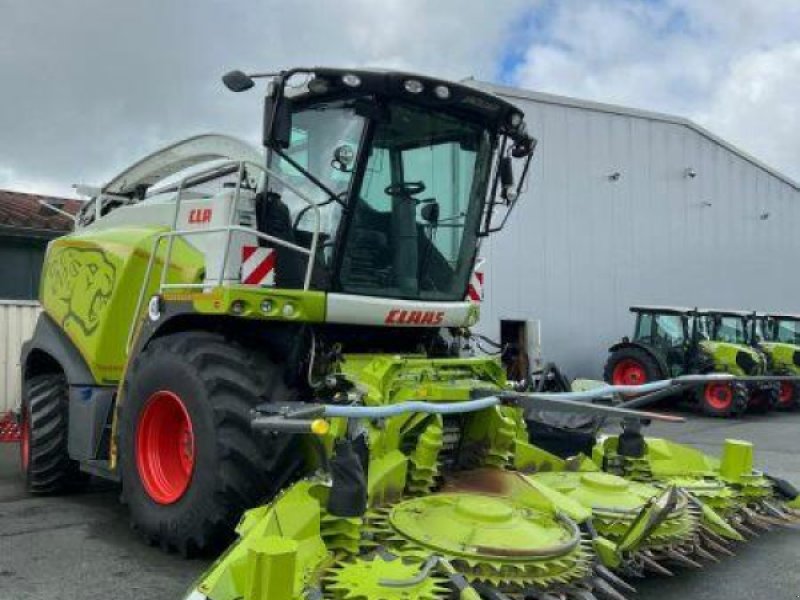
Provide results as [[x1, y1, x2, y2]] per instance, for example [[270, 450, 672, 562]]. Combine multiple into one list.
[[1, 411, 799, 600]]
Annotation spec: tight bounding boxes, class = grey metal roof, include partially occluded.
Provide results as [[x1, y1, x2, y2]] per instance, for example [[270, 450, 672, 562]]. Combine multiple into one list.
[[469, 80, 800, 192]]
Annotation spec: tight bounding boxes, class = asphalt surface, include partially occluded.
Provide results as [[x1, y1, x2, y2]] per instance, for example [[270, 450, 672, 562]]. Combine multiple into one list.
[[1, 411, 799, 600]]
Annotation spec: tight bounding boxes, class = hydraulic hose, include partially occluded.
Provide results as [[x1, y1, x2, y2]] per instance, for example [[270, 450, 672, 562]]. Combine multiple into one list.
[[322, 396, 500, 418]]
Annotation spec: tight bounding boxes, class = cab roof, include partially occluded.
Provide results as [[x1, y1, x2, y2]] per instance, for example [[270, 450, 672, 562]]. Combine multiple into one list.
[[286, 67, 527, 136]]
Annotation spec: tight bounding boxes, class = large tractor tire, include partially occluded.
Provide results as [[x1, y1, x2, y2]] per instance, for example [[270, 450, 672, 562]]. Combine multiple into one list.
[[748, 382, 779, 414], [119, 332, 298, 556], [696, 380, 748, 417], [776, 381, 800, 411], [603, 346, 662, 386], [20, 373, 86, 493]]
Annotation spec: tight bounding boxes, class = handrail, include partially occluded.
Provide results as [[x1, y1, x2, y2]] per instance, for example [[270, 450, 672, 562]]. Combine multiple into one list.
[[127, 159, 323, 353]]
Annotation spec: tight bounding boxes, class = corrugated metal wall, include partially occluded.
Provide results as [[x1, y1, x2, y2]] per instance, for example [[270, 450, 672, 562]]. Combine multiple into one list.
[[0, 301, 40, 413], [478, 85, 800, 379]]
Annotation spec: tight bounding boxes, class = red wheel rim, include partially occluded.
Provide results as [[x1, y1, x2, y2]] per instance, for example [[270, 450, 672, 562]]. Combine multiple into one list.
[[135, 391, 195, 505], [779, 382, 794, 406], [705, 382, 733, 410], [612, 359, 648, 385], [20, 411, 30, 471]]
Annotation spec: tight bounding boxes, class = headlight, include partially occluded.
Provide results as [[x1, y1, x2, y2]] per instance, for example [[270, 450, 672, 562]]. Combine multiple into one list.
[[404, 79, 424, 94]]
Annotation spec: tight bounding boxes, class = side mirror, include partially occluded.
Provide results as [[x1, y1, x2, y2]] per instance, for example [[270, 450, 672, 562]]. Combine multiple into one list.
[[222, 70, 255, 92], [499, 156, 514, 187], [263, 96, 292, 149], [499, 156, 516, 203]]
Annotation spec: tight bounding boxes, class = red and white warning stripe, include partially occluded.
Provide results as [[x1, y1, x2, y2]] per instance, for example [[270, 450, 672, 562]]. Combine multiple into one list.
[[467, 259, 484, 303], [241, 245, 276, 286]]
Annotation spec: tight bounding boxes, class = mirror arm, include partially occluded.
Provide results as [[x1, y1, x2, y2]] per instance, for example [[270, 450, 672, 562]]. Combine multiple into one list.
[[480, 136, 508, 235]]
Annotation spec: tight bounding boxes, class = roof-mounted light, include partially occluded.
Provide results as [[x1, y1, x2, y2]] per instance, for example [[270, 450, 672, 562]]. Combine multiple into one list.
[[308, 77, 330, 94], [509, 112, 523, 128], [433, 85, 451, 99], [342, 73, 361, 87], [404, 79, 424, 94]]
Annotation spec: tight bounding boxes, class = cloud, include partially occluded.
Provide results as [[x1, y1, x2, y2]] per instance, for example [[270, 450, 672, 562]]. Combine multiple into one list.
[[1, 0, 797, 196], [508, 0, 800, 181], [0, 0, 528, 197]]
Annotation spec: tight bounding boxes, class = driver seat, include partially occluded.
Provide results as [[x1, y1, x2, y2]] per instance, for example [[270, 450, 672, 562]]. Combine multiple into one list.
[[255, 191, 305, 289]]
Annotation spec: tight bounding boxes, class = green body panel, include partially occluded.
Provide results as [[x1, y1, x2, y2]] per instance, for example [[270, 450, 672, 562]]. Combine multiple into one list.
[[759, 341, 800, 374], [593, 435, 778, 539], [40, 225, 330, 385], [183, 285, 326, 323], [699, 340, 764, 376], [40, 227, 204, 383]]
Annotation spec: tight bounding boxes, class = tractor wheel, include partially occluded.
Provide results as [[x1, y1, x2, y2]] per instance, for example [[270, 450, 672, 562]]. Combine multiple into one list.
[[697, 380, 748, 417], [776, 381, 800, 411], [21, 373, 86, 493], [748, 383, 779, 414], [603, 347, 662, 386], [119, 332, 298, 556]]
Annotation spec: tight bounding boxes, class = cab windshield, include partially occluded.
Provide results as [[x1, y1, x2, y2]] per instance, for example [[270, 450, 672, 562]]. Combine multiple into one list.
[[712, 316, 748, 344], [338, 103, 491, 300], [775, 319, 800, 344]]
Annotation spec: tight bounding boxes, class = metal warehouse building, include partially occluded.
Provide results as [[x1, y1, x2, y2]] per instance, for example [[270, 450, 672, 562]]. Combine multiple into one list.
[[473, 82, 800, 379]]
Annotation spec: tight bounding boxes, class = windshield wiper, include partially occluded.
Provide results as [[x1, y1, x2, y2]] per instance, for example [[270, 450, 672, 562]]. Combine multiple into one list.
[[272, 147, 347, 208]]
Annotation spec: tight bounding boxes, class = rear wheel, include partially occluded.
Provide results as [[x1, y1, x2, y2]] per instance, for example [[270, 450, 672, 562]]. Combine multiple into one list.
[[748, 383, 779, 414], [21, 373, 86, 493], [604, 347, 663, 386], [697, 380, 748, 417], [776, 381, 799, 411], [119, 332, 298, 555]]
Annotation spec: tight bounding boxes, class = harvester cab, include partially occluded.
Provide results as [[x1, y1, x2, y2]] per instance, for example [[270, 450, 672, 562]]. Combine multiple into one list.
[[751, 312, 800, 410]]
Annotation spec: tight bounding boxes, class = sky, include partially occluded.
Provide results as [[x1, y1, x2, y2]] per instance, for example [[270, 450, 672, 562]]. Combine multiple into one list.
[[0, 0, 798, 197]]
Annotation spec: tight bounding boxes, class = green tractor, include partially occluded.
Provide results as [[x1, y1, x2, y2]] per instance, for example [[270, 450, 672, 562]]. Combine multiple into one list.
[[752, 312, 800, 410], [605, 306, 776, 417], [17, 66, 799, 600]]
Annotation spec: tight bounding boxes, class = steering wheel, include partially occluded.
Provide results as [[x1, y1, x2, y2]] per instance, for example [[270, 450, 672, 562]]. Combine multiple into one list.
[[384, 181, 426, 198]]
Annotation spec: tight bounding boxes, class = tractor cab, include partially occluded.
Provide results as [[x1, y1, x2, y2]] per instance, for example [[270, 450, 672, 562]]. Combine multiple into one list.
[[698, 309, 752, 346], [759, 312, 800, 345], [628, 305, 696, 374]]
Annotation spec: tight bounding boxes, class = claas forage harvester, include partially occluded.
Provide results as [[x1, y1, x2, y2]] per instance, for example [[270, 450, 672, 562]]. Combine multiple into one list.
[[17, 67, 800, 600]]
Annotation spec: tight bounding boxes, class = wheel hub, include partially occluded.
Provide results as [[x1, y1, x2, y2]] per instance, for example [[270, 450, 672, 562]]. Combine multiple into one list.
[[135, 390, 195, 505], [705, 382, 732, 410], [613, 359, 647, 385]]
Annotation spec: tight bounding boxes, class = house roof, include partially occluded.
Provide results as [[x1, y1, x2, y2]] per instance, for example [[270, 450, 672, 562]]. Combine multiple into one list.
[[467, 80, 800, 192], [0, 189, 81, 236]]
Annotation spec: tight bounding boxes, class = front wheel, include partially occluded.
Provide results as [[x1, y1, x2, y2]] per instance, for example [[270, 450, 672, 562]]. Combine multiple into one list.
[[697, 380, 748, 417], [119, 332, 297, 555]]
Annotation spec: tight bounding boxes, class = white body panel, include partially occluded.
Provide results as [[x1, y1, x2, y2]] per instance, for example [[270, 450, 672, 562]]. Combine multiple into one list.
[[82, 190, 259, 285], [0, 301, 40, 413], [326, 293, 474, 327]]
